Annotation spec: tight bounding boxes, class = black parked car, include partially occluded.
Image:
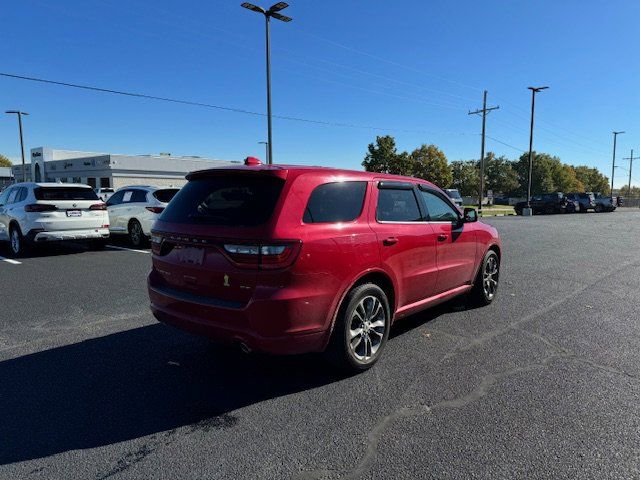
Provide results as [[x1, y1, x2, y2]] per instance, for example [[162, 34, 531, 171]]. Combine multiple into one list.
[[594, 193, 617, 212], [515, 192, 577, 215], [566, 192, 596, 213]]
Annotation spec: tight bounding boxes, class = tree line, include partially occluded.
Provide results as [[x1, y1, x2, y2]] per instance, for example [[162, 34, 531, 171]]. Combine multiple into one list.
[[362, 135, 611, 197]]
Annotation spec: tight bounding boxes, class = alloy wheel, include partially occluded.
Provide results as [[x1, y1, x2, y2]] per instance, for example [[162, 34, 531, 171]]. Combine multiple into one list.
[[10, 229, 20, 255], [348, 295, 387, 362], [130, 221, 142, 246], [483, 255, 499, 300]]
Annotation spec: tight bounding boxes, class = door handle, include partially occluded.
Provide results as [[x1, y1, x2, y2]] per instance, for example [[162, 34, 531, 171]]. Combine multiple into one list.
[[383, 236, 398, 246], [437, 234, 449, 242]]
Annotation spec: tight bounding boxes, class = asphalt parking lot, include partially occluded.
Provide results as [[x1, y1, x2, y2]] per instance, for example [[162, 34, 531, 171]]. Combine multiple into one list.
[[1, 211, 639, 480]]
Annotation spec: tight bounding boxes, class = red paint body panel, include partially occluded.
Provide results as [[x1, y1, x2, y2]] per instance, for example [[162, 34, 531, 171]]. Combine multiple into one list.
[[148, 165, 502, 354]]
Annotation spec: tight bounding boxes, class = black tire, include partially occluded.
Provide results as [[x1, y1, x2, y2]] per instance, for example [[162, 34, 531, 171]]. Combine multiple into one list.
[[128, 219, 146, 247], [469, 250, 500, 307], [594, 204, 603, 213], [8, 223, 27, 258], [325, 283, 391, 373]]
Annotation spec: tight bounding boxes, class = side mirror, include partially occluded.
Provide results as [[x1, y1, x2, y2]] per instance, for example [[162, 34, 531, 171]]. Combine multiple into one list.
[[463, 207, 478, 223]]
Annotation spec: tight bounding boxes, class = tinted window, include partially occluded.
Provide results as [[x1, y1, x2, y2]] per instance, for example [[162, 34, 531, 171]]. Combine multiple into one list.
[[130, 190, 148, 203], [106, 190, 125, 206], [0, 188, 12, 205], [7, 189, 19, 204], [153, 188, 179, 203], [303, 181, 367, 223], [160, 175, 284, 226], [16, 187, 28, 203], [420, 190, 459, 222], [34, 187, 98, 201], [377, 188, 422, 222]]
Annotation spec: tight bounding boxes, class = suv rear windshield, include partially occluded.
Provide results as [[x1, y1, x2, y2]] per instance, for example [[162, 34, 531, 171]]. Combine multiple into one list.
[[34, 187, 99, 201], [153, 188, 180, 203], [159, 175, 284, 226]]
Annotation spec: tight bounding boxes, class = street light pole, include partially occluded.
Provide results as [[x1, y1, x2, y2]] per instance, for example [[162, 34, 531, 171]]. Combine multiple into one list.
[[241, 2, 292, 165], [525, 86, 548, 213], [258, 141, 269, 161], [611, 131, 625, 194], [5, 110, 30, 182]]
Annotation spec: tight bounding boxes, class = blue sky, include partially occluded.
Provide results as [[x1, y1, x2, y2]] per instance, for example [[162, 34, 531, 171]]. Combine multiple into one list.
[[1, 0, 639, 187]]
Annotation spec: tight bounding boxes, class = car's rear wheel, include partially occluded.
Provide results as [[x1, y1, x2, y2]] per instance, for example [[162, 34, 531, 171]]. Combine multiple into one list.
[[325, 283, 390, 373], [469, 250, 500, 306], [8, 224, 26, 258], [128, 219, 145, 247], [595, 204, 603, 213]]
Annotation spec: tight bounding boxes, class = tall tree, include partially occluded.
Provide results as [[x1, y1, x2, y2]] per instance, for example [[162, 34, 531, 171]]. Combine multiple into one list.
[[450, 160, 479, 197], [0, 154, 12, 167], [410, 144, 452, 187], [362, 136, 407, 174], [483, 152, 519, 195], [573, 165, 610, 194]]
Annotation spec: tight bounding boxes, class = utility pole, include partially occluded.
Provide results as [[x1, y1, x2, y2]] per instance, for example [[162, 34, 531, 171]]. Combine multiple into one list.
[[468, 90, 499, 214], [5, 110, 30, 182], [611, 131, 625, 194], [622, 149, 634, 196], [523, 87, 549, 215]]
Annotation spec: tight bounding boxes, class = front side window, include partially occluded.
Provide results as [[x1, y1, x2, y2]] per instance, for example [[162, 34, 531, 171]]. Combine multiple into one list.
[[377, 188, 422, 222], [420, 190, 460, 222], [0, 188, 12, 206], [303, 181, 367, 223], [106, 190, 125, 206]]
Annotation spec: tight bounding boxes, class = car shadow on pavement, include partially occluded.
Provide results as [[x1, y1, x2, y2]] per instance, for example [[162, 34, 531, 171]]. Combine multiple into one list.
[[0, 297, 467, 465], [0, 323, 343, 465]]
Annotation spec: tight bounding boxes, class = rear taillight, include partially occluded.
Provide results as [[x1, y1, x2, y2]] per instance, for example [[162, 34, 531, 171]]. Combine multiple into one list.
[[25, 204, 57, 212], [223, 242, 299, 269], [151, 233, 163, 255], [90, 203, 107, 210], [146, 206, 165, 214]]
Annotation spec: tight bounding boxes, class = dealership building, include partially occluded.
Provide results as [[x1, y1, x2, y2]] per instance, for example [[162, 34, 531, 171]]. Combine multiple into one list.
[[10, 147, 239, 189]]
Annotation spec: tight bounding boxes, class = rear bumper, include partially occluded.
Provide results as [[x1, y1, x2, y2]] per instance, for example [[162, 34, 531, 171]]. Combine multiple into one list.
[[147, 274, 330, 355], [28, 228, 110, 242]]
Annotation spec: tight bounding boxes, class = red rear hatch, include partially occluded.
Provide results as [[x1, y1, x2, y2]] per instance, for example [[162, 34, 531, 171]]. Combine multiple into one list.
[[149, 169, 296, 306]]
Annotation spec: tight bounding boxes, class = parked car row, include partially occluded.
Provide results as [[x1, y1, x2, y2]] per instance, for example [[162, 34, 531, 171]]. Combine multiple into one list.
[[0, 182, 179, 256], [514, 192, 620, 215]]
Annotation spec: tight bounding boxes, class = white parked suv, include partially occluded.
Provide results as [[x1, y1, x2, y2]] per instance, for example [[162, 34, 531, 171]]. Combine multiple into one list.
[[0, 182, 110, 257], [106, 185, 179, 247]]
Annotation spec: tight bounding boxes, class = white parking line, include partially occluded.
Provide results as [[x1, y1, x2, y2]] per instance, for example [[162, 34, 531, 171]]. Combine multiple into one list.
[[0, 256, 22, 265], [106, 245, 150, 254]]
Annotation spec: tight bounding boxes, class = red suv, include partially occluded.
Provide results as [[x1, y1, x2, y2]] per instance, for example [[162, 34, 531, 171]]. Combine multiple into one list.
[[148, 164, 501, 371]]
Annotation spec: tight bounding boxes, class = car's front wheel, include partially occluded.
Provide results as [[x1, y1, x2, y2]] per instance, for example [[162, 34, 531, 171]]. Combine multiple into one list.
[[8, 224, 26, 258], [325, 283, 391, 373]]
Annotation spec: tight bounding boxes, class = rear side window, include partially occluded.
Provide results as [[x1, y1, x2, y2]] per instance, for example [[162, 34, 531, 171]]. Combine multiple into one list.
[[153, 188, 179, 203], [130, 190, 147, 203], [303, 181, 367, 223], [34, 187, 98, 201], [16, 187, 28, 203], [160, 175, 284, 226], [377, 188, 422, 222]]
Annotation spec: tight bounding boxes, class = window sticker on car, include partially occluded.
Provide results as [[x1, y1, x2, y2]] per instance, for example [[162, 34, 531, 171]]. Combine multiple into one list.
[[123, 191, 133, 202]]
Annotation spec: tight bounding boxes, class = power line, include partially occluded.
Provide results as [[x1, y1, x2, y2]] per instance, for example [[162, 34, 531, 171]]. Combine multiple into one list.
[[0, 71, 471, 135], [485, 135, 526, 153]]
